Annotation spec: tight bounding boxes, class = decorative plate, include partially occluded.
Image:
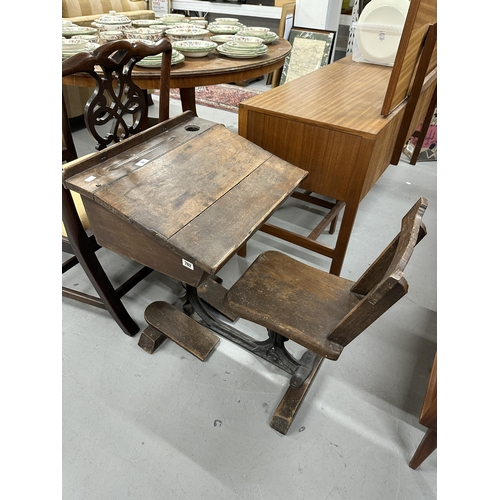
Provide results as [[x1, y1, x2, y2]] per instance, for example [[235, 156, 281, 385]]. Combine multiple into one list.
[[62, 26, 98, 37], [216, 44, 268, 58], [172, 40, 218, 57], [210, 35, 236, 44], [207, 24, 242, 35]]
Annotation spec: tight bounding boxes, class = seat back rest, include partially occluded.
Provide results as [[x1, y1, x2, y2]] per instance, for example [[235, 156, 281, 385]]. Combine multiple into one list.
[[327, 197, 428, 347], [62, 38, 172, 152]]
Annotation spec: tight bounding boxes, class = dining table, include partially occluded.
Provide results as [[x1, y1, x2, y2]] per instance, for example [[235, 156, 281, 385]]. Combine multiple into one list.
[[62, 37, 291, 114]]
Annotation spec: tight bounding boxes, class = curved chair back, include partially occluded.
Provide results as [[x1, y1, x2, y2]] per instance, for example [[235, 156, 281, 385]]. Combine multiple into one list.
[[62, 38, 172, 153]]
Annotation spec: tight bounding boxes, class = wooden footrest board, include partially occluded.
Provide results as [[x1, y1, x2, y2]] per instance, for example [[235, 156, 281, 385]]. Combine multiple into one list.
[[144, 301, 219, 361]]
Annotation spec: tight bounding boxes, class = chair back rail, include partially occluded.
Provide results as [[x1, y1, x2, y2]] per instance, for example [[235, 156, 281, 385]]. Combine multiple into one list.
[[62, 38, 172, 153], [329, 197, 428, 346]]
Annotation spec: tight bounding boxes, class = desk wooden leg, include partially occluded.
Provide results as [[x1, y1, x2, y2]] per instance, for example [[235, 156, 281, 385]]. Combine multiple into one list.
[[329, 202, 358, 276], [179, 88, 197, 115]]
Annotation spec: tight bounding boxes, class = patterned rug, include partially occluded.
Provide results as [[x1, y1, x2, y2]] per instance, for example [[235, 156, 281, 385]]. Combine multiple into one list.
[[167, 84, 263, 113]]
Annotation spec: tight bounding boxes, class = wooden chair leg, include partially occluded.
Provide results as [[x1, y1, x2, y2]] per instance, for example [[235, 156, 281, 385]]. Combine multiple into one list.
[[270, 355, 324, 435], [62, 186, 140, 337], [410, 87, 437, 165], [409, 428, 437, 469]]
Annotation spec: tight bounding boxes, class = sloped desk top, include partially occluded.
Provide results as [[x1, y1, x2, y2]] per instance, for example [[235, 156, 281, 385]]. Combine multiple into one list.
[[63, 112, 307, 286]]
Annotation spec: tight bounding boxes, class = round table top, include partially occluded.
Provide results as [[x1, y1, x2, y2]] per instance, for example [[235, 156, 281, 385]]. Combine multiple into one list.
[[63, 38, 291, 90]]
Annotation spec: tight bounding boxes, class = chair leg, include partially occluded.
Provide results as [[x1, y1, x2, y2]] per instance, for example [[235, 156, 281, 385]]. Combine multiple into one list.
[[62, 186, 140, 337], [270, 356, 324, 435], [409, 428, 437, 469]]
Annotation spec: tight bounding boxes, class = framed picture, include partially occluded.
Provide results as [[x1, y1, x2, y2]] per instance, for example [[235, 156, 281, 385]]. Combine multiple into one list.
[[279, 28, 336, 85]]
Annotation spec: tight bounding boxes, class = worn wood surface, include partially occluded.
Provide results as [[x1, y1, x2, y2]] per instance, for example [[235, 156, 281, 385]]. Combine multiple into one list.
[[270, 355, 324, 435], [227, 198, 427, 358], [227, 250, 351, 359], [64, 113, 307, 280], [137, 325, 168, 354], [227, 198, 428, 432], [143, 301, 219, 361]]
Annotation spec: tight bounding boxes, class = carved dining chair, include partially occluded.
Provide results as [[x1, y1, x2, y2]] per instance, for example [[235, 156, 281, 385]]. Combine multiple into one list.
[[62, 38, 172, 336], [226, 197, 428, 434]]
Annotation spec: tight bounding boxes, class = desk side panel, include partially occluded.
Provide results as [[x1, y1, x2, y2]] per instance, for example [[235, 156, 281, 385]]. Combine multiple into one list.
[[240, 109, 364, 201], [360, 110, 405, 201], [82, 198, 207, 287]]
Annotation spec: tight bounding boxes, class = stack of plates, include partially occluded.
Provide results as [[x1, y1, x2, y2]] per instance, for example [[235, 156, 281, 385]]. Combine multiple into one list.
[[237, 30, 279, 44], [62, 39, 99, 59], [207, 23, 245, 35], [216, 41, 268, 59], [172, 40, 217, 58], [136, 49, 185, 67]]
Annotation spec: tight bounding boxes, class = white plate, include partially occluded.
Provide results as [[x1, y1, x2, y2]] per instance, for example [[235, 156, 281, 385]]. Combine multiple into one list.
[[62, 26, 98, 37], [356, 0, 409, 64], [231, 36, 263, 48], [62, 42, 100, 59], [207, 24, 241, 34], [237, 31, 278, 44], [217, 45, 268, 58], [172, 40, 217, 57], [210, 35, 236, 44], [132, 20, 160, 27]]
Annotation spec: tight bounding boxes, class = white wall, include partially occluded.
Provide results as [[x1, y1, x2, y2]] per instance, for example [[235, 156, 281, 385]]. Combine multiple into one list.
[[294, 0, 342, 31]]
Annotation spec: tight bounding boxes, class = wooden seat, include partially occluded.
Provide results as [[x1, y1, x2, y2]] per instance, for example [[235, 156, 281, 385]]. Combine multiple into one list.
[[62, 38, 172, 336], [226, 197, 428, 432]]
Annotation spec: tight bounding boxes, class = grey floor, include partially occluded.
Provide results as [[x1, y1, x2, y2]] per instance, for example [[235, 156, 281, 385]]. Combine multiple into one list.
[[63, 77, 437, 499]]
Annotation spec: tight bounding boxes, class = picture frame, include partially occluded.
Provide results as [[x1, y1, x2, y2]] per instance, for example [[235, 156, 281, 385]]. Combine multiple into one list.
[[279, 28, 336, 86]]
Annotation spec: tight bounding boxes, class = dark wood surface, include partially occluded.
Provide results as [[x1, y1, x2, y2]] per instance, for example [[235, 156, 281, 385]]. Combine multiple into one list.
[[143, 301, 220, 361], [63, 112, 307, 286]]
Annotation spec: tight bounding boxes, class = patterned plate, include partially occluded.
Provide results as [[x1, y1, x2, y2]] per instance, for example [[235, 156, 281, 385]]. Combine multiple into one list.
[[207, 24, 242, 35], [62, 26, 98, 37], [216, 44, 268, 59], [210, 35, 236, 44]]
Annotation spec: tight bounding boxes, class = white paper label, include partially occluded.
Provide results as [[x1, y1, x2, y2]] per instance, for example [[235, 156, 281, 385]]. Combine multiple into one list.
[[182, 259, 194, 270], [135, 159, 150, 166], [85, 175, 97, 182]]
